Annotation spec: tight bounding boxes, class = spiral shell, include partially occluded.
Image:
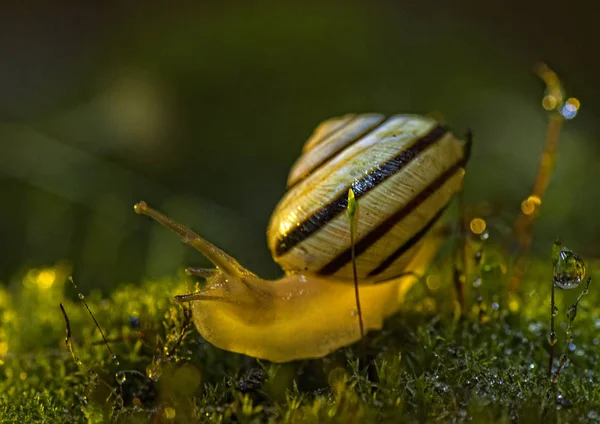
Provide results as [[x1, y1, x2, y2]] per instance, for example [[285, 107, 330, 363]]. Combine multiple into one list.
[[267, 113, 470, 282]]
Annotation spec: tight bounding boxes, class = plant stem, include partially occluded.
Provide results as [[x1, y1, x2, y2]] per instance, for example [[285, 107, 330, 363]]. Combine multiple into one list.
[[552, 276, 592, 384], [347, 189, 364, 339], [509, 63, 567, 293], [548, 281, 556, 377], [452, 188, 467, 315], [510, 114, 564, 293]]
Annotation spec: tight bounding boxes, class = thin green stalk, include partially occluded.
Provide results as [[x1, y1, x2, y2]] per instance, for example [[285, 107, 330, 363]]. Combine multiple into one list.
[[548, 282, 557, 377], [347, 188, 364, 339]]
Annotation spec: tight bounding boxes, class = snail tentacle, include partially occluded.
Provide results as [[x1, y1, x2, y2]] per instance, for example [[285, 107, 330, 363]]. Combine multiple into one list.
[[134, 201, 254, 280], [175, 293, 224, 303], [185, 267, 217, 278]]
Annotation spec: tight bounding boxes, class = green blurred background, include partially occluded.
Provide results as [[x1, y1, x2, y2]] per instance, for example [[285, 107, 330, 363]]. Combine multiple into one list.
[[1, 1, 598, 293]]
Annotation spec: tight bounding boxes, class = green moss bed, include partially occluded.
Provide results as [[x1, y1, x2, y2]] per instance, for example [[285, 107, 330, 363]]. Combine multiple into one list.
[[1, 251, 599, 423]]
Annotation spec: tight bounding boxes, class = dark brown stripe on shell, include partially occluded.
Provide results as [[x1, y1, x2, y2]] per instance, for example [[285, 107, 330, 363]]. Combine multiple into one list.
[[318, 159, 465, 275], [288, 115, 389, 189], [274, 124, 448, 257], [367, 202, 451, 277]]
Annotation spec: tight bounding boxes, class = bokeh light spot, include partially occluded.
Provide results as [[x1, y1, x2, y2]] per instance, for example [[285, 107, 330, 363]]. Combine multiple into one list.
[[36, 270, 56, 289], [521, 199, 536, 215], [0, 342, 8, 357], [542, 95, 557, 110], [509, 297, 520, 312], [561, 103, 577, 119], [426, 274, 441, 291], [163, 407, 176, 419], [469, 218, 486, 235], [566, 97, 580, 110]]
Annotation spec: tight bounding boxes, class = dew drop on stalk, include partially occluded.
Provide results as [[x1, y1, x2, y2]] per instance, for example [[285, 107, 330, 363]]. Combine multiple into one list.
[[116, 371, 126, 385], [552, 244, 585, 289], [147, 364, 162, 381], [548, 331, 557, 346]]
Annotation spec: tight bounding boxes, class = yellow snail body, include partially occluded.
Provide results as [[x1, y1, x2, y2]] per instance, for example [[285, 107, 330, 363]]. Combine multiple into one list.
[[135, 113, 470, 362]]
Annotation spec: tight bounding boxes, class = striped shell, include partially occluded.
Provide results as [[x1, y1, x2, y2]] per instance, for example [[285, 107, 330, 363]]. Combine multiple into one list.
[[267, 113, 470, 283]]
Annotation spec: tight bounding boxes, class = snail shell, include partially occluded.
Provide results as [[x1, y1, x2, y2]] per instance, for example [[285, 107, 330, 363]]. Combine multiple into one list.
[[134, 112, 470, 362], [268, 113, 469, 282]]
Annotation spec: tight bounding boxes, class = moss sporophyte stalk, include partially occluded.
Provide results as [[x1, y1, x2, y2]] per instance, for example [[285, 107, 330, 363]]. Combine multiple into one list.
[[548, 239, 591, 384]]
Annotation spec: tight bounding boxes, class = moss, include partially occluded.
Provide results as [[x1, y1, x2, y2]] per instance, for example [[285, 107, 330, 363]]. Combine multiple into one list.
[[1, 253, 599, 423]]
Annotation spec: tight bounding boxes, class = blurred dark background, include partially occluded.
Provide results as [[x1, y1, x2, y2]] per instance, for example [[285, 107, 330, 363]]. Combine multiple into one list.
[[1, 1, 598, 292]]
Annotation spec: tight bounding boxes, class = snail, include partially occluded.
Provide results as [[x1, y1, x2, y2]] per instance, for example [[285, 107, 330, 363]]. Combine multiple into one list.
[[134, 113, 471, 362]]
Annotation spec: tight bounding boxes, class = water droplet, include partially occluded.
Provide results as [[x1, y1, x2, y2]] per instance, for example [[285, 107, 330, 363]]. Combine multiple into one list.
[[553, 246, 585, 289], [111, 354, 119, 366], [529, 363, 536, 369], [480, 231, 489, 241], [552, 306, 559, 316], [569, 343, 576, 351], [549, 331, 557, 345], [472, 278, 482, 288], [147, 364, 162, 381], [164, 407, 176, 419], [116, 371, 126, 384], [129, 316, 140, 329], [492, 302, 499, 310], [74, 356, 82, 365], [78, 293, 85, 300]]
